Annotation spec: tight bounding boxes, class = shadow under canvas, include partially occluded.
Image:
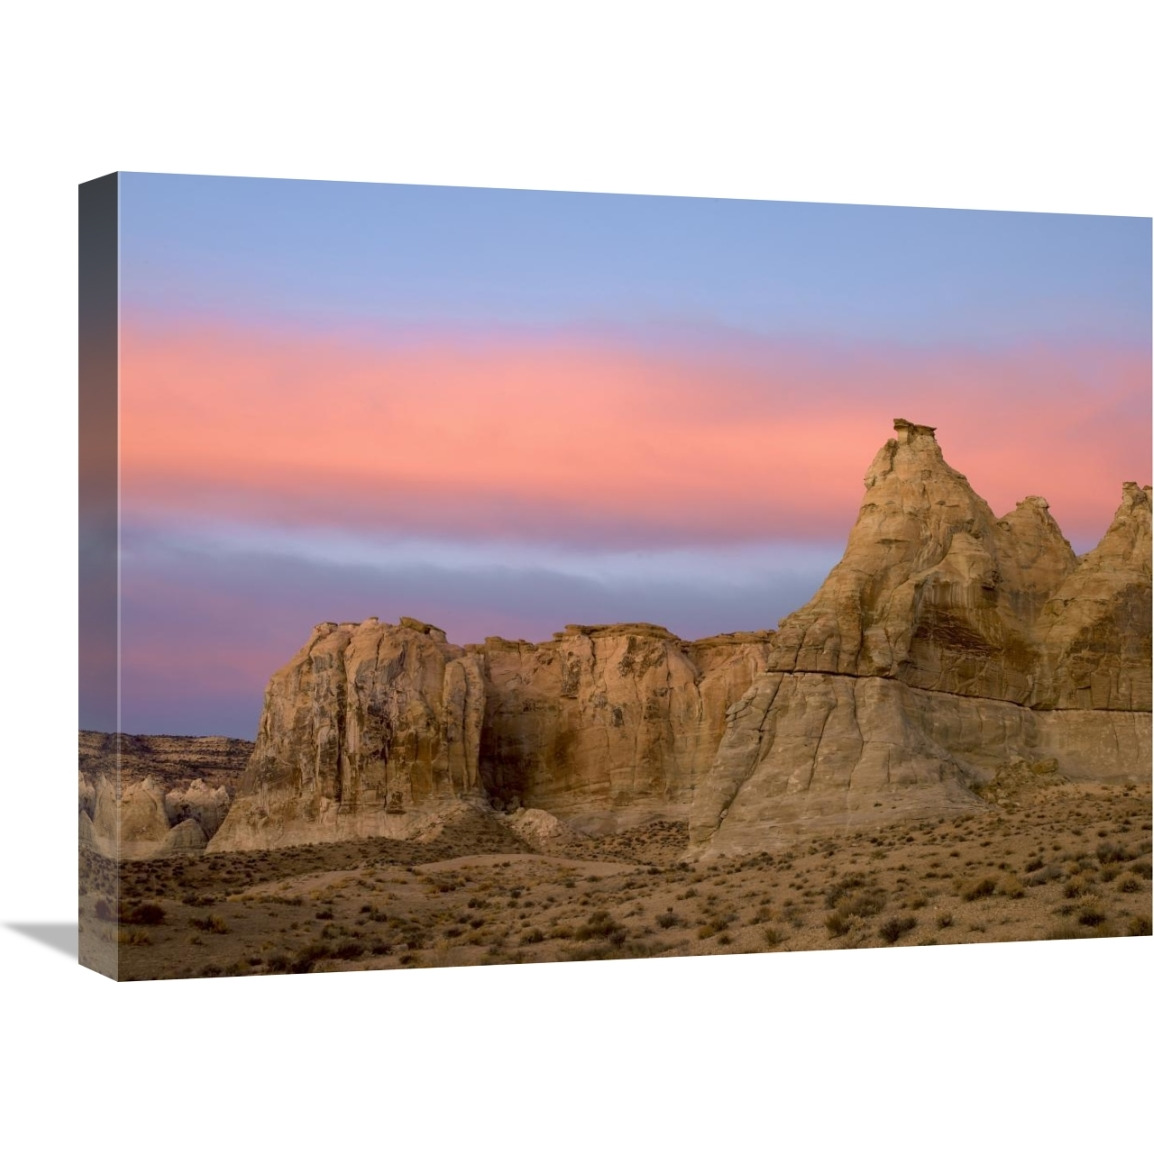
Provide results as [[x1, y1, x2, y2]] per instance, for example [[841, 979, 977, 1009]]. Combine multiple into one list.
[[7, 923, 78, 959]]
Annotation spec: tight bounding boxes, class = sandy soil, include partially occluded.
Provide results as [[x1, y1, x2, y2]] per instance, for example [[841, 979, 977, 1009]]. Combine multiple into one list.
[[80, 781, 1151, 982]]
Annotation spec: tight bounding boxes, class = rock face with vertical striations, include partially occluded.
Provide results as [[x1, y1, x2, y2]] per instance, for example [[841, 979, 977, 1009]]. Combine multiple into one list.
[[687, 420, 1151, 857], [209, 617, 488, 851], [476, 625, 775, 834], [207, 620, 774, 850]]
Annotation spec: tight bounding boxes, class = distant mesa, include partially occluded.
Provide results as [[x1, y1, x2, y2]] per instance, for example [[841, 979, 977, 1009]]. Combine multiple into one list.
[[85, 419, 1152, 859]]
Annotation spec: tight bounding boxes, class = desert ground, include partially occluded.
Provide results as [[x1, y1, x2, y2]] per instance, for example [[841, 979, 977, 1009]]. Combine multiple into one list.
[[80, 777, 1151, 981]]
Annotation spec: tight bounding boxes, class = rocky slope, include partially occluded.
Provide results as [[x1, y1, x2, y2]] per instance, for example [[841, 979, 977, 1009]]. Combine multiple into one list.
[[687, 419, 1151, 856], [79, 732, 250, 859]]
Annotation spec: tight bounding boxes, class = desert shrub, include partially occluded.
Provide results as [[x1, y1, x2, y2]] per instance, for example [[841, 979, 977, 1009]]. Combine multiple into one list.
[[996, 874, 1024, 899], [1024, 857, 1045, 873], [879, 916, 918, 944], [959, 876, 999, 901], [1077, 904, 1107, 927], [825, 911, 850, 938], [93, 898, 115, 922], [123, 903, 165, 926], [763, 927, 785, 947], [264, 953, 290, 973], [332, 941, 365, 960], [826, 873, 872, 908], [1129, 861, 1153, 879], [290, 944, 331, 973], [1096, 842, 1135, 864], [1026, 864, 1063, 887], [1125, 915, 1152, 936], [936, 911, 954, 929], [1117, 875, 1142, 893], [189, 914, 229, 934], [698, 914, 733, 939], [574, 911, 623, 942], [520, 928, 545, 944], [655, 912, 680, 929], [838, 890, 887, 918], [314, 909, 334, 920]]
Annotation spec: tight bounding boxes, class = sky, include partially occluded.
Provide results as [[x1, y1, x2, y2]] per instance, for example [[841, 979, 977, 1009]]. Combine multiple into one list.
[[108, 173, 1152, 737]]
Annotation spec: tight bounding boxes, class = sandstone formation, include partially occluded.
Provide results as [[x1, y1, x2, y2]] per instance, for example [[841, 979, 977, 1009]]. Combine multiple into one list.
[[478, 624, 775, 834], [208, 618, 774, 850], [78, 732, 250, 859], [209, 618, 488, 851], [103, 418, 1150, 861], [688, 420, 1151, 856], [159, 818, 210, 854]]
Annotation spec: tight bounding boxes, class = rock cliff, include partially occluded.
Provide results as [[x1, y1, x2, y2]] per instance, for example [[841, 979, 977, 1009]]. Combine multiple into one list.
[[208, 620, 774, 850], [687, 420, 1151, 856], [210, 618, 489, 850], [476, 624, 774, 834]]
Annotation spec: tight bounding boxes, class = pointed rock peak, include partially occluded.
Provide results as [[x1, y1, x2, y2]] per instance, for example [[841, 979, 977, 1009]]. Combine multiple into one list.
[[998, 494, 1067, 539], [864, 417, 967, 490], [1120, 480, 1152, 513], [996, 494, 1076, 591], [1078, 480, 1153, 576], [1108, 481, 1151, 532]]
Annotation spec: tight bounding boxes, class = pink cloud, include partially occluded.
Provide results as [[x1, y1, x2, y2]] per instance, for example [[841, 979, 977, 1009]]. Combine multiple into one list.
[[119, 321, 1150, 548]]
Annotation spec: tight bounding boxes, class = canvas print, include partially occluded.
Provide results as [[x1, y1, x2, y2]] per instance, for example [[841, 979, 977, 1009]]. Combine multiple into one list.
[[79, 173, 1152, 981]]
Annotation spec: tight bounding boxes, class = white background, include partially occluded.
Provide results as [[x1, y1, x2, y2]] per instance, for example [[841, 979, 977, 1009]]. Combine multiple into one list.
[[0, 3, 1149, 1151]]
